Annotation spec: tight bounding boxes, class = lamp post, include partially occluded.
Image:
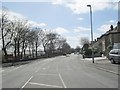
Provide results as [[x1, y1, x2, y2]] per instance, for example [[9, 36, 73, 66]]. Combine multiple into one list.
[[87, 5, 94, 63]]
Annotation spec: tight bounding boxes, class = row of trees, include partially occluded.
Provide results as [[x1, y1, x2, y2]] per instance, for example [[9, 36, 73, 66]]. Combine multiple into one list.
[[1, 7, 71, 62]]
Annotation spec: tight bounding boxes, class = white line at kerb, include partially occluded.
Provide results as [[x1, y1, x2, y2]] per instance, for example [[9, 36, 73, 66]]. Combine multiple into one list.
[[20, 76, 33, 90], [96, 67, 119, 75], [59, 73, 67, 88]]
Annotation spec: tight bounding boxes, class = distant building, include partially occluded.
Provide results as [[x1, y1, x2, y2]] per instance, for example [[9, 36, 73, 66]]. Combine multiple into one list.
[[93, 21, 120, 56]]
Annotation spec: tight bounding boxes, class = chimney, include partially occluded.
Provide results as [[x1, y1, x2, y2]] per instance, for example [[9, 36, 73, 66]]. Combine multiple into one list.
[[110, 25, 113, 30], [95, 39, 97, 42], [117, 21, 120, 32]]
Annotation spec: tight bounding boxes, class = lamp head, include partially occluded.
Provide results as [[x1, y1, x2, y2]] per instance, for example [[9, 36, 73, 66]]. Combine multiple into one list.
[[87, 5, 91, 7]]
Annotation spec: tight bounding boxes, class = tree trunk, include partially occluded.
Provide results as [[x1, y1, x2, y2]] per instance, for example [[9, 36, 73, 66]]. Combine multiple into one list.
[[32, 45, 34, 58], [21, 41, 25, 59], [14, 40, 17, 61], [29, 45, 31, 58], [43, 45, 46, 54], [35, 42, 38, 58], [1, 26, 8, 61], [17, 40, 20, 61], [43, 45, 48, 57], [2, 48, 8, 62], [24, 49, 26, 59]]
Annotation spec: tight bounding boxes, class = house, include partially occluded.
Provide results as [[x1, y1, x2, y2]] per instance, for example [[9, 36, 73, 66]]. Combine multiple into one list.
[[93, 21, 120, 56]]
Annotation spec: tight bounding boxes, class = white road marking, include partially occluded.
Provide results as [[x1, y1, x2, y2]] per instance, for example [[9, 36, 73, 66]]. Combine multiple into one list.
[[0, 70, 4, 73], [59, 73, 67, 88], [43, 59, 53, 62], [20, 76, 33, 90], [56, 59, 67, 88], [36, 73, 57, 76], [95, 67, 119, 75], [42, 66, 50, 70], [35, 69, 40, 73], [29, 82, 62, 88], [35, 61, 51, 73], [42, 68, 46, 70], [14, 66, 22, 70], [2, 66, 23, 76], [35, 63, 48, 73]]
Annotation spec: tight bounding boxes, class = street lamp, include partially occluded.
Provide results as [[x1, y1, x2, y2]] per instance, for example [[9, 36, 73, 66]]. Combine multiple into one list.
[[87, 5, 94, 63]]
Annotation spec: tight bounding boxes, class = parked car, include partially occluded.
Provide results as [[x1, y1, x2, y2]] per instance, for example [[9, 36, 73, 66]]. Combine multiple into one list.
[[108, 49, 120, 64], [63, 53, 67, 56]]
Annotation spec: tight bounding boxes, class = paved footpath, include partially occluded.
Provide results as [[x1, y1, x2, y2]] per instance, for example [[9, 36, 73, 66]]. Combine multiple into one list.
[[80, 55, 119, 75]]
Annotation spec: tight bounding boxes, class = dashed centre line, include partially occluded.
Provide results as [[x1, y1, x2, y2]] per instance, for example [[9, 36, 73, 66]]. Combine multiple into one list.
[[59, 73, 67, 88], [20, 76, 33, 90], [29, 82, 62, 88]]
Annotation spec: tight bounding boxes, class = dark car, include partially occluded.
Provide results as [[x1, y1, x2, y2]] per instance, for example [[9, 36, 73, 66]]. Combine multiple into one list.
[[63, 53, 67, 56], [108, 49, 120, 64]]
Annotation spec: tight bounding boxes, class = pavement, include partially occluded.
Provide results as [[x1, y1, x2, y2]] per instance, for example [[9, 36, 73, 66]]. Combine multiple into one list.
[[2, 59, 42, 67], [1, 54, 119, 89], [81, 55, 119, 75], [81, 56, 107, 61]]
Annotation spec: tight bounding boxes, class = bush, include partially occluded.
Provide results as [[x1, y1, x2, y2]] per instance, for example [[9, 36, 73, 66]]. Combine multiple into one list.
[[84, 49, 92, 56]]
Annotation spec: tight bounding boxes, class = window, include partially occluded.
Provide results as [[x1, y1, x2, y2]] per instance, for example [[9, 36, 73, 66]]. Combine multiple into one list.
[[110, 50, 115, 54]]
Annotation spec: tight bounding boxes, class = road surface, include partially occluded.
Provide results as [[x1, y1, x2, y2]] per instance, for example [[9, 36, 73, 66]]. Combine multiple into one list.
[[2, 54, 118, 89]]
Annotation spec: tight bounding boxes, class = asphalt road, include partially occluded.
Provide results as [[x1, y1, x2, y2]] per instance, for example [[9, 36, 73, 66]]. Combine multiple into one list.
[[2, 54, 118, 89]]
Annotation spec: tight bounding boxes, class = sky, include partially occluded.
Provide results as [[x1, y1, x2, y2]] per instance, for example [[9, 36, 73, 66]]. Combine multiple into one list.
[[1, 0, 119, 49]]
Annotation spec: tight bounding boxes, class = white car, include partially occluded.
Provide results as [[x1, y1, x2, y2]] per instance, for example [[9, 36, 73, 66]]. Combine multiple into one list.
[[108, 49, 120, 64]]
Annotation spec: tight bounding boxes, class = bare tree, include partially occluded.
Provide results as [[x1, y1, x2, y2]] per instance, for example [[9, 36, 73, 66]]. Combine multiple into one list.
[[0, 7, 14, 61], [11, 19, 29, 60], [32, 28, 43, 58], [54, 35, 66, 49], [20, 25, 30, 59], [39, 29, 49, 54], [26, 30, 36, 58]]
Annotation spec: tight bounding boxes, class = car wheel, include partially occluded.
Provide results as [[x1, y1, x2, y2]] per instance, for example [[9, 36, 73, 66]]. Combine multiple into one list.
[[111, 59, 115, 64]]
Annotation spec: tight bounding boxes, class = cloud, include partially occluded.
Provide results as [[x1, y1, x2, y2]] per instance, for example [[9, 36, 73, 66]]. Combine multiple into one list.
[[74, 27, 90, 33], [77, 17, 84, 21], [65, 35, 80, 48], [9, 11, 47, 27], [108, 20, 115, 23], [52, 0, 117, 14], [53, 27, 69, 34], [52, 26, 95, 48], [0, 9, 47, 27], [52, 0, 63, 5], [2, 0, 119, 3], [51, 26, 90, 48], [98, 20, 117, 33], [57, 26, 91, 47], [98, 24, 111, 33], [66, 0, 111, 14], [65, 33, 91, 48], [27, 20, 47, 27], [98, 24, 116, 33], [0, 9, 26, 21], [7, 10, 27, 20]]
